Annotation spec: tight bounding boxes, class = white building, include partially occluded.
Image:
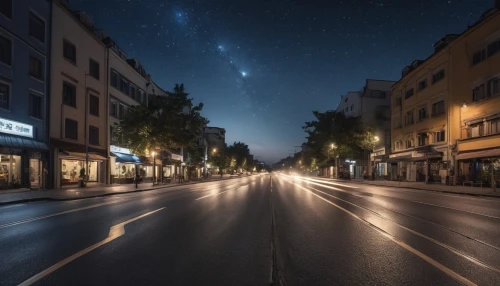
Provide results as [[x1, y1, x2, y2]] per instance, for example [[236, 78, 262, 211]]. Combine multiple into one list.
[[49, 1, 108, 188]]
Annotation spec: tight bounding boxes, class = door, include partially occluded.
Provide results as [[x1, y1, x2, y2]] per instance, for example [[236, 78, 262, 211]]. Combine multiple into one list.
[[29, 159, 40, 188]]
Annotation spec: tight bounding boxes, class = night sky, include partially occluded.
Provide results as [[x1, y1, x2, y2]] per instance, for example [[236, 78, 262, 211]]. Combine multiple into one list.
[[73, 0, 492, 163]]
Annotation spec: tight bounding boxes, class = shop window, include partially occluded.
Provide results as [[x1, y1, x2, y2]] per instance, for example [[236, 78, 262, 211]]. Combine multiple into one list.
[[489, 119, 500, 135], [29, 12, 45, 43], [432, 100, 445, 116], [89, 59, 99, 80], [63, 39, 76, 64], [61, 160, 98, 185], [0, 0, 12, 18], [62, 81, 76, 107], [434, 130, 445, 142], [89, 126, 99, 146], [0, 34, 12, 66], [468, 123, 484, 138], [29, 94, 43, 119], [0, 81, 10, 110], [472, 84, 486, 102], [432, 69, 445, 84], [65, 118, 78, 140], [0, 154, 22, 187], [89, 94, 99, 116], [29, 56, 43, 80]]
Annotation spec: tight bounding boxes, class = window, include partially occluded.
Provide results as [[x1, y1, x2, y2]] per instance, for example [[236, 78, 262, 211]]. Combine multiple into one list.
[[405, 88, 414, 99], [472, 49, 486, 65], [29, 12, 45, 43], [468, 123, 484, 138], [63, 40, 76, 64], [431, 100, 444, 116], [434, 130, 445, 142], [406, 139, 413, 149], [141, 93, 147, 105], [0, 35, 12, 66], [418, 79, 427, 91], [487, 39, 500, 58], [405, 110, 414, 126], [65, 118, 78, 140], [118, 104, 125, 119], [0, 82, 10, 109], [487, 77, 500, 97], [350, 104, 353, 111], [345, 107, 348, 113], [490, 119, 500, 135], [62, 81, 76, 107], [110, 72, 118, 88], [472, 84, 486, 102], [89, 126, 99, 146], [0, 0, 12, 18], [120, 78, 129, 94], [89, 59, 99, 80], [130, 84, 136, 98], [418, 134, 426, 146], [89, 94, 99, 116], [344, 98, 348, 102], [432, 69, 445, 84], [135, 89, 141, 102], [110, 100, 118, 117], [394, 96, 402, 107], [395, 141, 401, 151], [432, 100, 445, 116], [29, 94, 42, 119], [418, 107, 427, 121], [29, 56, 43, 80]]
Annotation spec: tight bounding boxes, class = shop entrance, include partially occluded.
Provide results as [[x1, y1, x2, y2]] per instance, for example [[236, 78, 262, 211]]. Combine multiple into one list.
[[29, 159, 41, 188]]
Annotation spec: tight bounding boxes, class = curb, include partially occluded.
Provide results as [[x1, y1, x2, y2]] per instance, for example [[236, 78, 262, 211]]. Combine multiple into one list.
[[342, 180, 500, 198], [0, 176, 239, 206]]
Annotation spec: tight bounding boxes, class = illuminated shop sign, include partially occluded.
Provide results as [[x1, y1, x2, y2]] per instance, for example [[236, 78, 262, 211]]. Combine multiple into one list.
[[110, 145, 132, 154], [0, 117, 33, 138]]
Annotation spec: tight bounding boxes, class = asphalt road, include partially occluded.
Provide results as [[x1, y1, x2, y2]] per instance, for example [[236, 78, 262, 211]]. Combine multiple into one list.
[[1, 174, 500, 285]]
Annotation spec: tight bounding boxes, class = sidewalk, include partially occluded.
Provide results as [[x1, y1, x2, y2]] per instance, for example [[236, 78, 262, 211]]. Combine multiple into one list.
[[320, 177, 500, 198], [0, 174, 241, 205]]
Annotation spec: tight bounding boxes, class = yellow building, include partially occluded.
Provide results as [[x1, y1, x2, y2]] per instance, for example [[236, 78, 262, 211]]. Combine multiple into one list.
[[449, 8, 500, 187], [390, 37, 453, 183], [390, 5, 500, 186]]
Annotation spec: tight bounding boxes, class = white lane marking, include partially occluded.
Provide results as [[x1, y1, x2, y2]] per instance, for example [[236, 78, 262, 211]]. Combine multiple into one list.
[[18, 207, 165, 286], [287, 175, 500, 220], [0, 204, 25, 209], [195, 189, 234, 200], [286, 182, 477, 286], [290, 175, 359, 189], [0, 201, 122, 229]]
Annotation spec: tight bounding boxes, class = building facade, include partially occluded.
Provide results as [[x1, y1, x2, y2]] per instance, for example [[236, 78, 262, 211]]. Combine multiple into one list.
[[49, 1, 108, 188], [450, 7, 500, 187], [0, 0, 51, 189]]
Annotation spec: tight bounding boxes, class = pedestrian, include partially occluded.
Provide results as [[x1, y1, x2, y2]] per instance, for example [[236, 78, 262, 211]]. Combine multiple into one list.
[[134, 173, 140, 188]]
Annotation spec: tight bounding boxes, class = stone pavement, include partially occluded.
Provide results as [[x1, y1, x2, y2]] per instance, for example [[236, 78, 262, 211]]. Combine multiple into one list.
[[0, 174, 242, 205], [320, 177, 500, 198]]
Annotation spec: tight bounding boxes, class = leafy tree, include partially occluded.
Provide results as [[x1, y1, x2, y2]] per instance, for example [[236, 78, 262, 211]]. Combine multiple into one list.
[[115, 84, 209, 156], [226, 142, 251, 170]]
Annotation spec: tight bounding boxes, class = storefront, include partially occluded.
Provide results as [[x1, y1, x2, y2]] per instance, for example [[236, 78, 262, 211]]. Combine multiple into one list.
[[59, 152, 105, 186], [456, 148, 500, 187], [388, 148, 446, 183], [110, 145, 141, 184], [0, 118, 48, 189]]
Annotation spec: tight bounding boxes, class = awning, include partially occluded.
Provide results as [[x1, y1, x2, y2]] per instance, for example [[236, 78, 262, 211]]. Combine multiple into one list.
[[456, 148, 500, 160], [60, 151, 107, 161], [140, 156, 162, 165], [0, 134, 48, 150], [112, 152, 141, 164], [386, 155, 411, 162]]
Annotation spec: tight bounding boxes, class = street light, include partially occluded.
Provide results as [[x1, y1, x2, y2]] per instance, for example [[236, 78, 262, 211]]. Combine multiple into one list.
[[213, 148, 217, 154], [152, 151, 156, 186], [374, 136, 379, 142]]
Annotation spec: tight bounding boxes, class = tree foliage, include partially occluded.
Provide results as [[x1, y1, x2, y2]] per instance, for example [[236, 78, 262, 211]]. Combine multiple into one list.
[[115, 84, 209, 155]]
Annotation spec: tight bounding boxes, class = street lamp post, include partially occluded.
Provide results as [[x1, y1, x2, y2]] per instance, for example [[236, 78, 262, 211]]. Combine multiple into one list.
[[152, 151, 156, 186]]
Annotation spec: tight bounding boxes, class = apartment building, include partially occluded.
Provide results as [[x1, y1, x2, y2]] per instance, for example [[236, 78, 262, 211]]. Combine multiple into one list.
[[0, 0, 51, 189], [49, 1, 108, 188], [450, 6, 500, 187], [335, 79, 395, 179]]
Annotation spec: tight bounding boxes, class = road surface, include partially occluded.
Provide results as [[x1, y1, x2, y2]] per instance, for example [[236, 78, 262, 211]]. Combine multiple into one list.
[[1, 174, 500, 285]]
